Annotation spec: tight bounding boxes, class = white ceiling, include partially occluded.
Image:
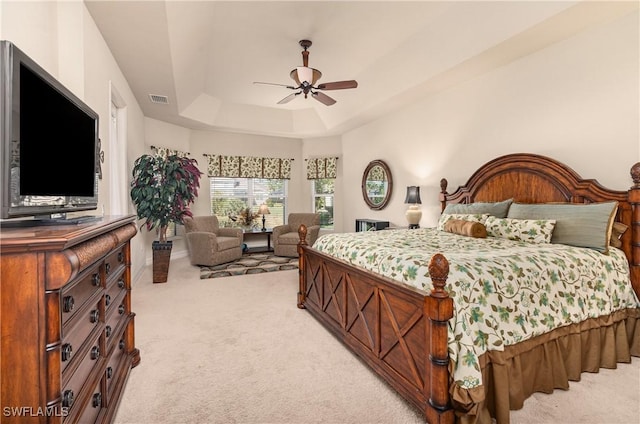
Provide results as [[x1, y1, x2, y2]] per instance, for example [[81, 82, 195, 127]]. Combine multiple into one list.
[[84, 1, 638, 139]]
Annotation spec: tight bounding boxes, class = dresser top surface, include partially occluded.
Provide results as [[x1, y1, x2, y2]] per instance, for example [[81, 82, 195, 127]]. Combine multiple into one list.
[[0, 215, 136, 252]]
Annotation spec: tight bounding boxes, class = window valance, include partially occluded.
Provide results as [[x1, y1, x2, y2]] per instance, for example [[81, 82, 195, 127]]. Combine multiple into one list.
[[306, 157, 338, 179], [204, 154, 293, 179], [368, 164, 387, 181], [151, 145, 190, 158]]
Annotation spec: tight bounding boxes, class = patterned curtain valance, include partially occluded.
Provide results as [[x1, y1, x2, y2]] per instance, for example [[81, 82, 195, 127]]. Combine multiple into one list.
[[368, 165, 386, 181], [204, 154, 293, 179], [151, 145, 190, 158], [306, 157, 338, 179]]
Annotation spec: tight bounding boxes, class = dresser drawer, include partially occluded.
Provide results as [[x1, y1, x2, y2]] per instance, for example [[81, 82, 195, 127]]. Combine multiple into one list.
[[72, 378, 104, 424], [61, 298, 103, 372], [105, 329, 128, 399], [61, 263, 103, 326], [104, 246, 127, 284], [105, 290, 128, 351], [105, 272, 126, 312], [61, 330, 103, 413]]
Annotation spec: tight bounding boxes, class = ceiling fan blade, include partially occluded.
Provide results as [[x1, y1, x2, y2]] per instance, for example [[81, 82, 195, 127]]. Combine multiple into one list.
[[316, 80, 358, 90], [254, 81, 297, 90], [277, 92, 300, 104], [312, 91, 336, 106]]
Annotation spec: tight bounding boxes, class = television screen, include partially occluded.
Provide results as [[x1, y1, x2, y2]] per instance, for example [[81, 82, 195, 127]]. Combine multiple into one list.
[[19, 64, 96, 197], [1, 40, 99, 222]]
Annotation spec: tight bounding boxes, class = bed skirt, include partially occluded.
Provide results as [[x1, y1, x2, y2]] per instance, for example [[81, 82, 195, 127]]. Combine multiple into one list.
[[455, 307, 640, 424]]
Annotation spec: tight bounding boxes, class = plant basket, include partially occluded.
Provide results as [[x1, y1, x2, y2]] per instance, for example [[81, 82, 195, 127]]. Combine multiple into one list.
[[152, 240, 173, 283]]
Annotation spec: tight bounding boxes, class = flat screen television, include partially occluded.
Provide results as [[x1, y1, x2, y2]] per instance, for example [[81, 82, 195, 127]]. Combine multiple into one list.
[[0, 40, 99, 225]]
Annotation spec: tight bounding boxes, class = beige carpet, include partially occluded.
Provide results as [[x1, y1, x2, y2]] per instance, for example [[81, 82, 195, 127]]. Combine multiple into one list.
[[114, 256, 640, 424]]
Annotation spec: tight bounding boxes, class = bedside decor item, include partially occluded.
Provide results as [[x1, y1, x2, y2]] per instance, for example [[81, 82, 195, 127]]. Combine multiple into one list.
[[362, 159, 393, 210], [258, 203, 271, 231], [130, 148, 203, 283], [404, 185, 422, 229]]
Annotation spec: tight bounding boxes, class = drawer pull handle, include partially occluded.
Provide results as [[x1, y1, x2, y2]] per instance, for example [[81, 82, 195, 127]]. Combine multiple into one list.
[[92, 393, 102, 408], [117, 279, 125, 289], [106, 366, 113, 379], [118, 304, 125, 315], [105, 294, 111, 306], [105, 325, 112, 338], [90, 346, 100, 360], [118, 251, 124, 262], [63, 296, 75, 313], [90, 309, 100, 323], [119, 339, 125, 350], [61, 343, 73, 362], [92, 273, 101, 286], [105, 263, 111, 274], [62, 390, 74, 408]]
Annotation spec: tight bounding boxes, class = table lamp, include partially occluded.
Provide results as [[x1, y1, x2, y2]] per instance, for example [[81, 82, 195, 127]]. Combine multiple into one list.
[[404, 186, 422, 229], [258, 204, 270, 231]]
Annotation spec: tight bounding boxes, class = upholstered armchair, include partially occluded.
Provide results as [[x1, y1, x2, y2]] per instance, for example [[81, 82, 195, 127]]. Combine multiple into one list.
[[183, 216, 244, 266], [273, 213, 321, 257]]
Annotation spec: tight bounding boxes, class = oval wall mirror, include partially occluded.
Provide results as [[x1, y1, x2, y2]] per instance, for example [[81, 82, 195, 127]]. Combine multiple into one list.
[[361, 159, 393, 210]]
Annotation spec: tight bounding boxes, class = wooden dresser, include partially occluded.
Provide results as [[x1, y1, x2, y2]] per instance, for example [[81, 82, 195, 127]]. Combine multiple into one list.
[[0, 216, 140, 423]]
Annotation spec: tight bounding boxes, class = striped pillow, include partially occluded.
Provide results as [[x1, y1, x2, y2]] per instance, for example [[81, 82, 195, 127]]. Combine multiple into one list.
[[507, 202, 618, 253]]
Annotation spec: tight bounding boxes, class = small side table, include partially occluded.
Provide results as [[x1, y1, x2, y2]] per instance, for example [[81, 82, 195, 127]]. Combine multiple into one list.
[[243, 229, 273, 253]]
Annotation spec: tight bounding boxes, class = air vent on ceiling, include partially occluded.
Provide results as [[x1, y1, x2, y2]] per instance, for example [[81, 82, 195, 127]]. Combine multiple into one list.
[[149, 94, 169, 104]]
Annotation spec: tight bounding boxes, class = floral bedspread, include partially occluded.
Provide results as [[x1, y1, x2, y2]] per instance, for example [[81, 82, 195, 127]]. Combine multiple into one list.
[[313, 228, 640, 390]]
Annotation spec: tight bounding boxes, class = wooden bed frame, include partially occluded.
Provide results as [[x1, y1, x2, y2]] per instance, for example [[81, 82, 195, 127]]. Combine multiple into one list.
[[296, 153, 640, 423]]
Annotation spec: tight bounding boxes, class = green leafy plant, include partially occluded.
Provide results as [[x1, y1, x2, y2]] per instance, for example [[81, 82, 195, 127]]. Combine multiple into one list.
[[130, 153, 203, 242]]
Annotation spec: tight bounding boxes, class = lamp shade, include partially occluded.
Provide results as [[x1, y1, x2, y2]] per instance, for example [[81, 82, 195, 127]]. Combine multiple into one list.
[[290, 66, 322, 86], [404, 186, 422, 204], [258, 204, 270, 215]]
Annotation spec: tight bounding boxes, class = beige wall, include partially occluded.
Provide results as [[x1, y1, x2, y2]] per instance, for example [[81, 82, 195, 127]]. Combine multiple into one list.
[[341, 9, 639, 230]]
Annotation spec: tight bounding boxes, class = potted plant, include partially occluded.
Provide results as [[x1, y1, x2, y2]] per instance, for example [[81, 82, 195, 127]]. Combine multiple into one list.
[[130, 152, 203, 283]]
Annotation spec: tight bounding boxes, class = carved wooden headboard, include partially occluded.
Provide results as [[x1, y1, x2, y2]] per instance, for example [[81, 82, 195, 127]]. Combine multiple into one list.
[[439, 153, 640, 298]]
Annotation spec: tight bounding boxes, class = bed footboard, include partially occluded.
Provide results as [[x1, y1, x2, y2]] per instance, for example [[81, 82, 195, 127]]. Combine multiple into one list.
[[297, 225, 454, 424]]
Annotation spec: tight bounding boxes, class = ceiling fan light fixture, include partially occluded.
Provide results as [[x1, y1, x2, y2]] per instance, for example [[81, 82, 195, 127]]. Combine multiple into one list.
[[291, 66, 321, 86], [254, 39, 357, 106]]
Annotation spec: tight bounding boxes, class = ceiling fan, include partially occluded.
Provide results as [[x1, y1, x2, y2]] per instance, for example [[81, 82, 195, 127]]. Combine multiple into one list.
[[254, 39, 358, 106]]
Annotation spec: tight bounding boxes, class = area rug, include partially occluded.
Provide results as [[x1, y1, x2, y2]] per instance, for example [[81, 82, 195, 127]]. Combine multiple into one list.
[[200, 253, 298, 279]]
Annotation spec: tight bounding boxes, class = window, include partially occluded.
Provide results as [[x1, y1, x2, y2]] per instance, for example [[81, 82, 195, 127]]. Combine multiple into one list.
[[312, 179, 334, 229], [210, 177, 287, 229]]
